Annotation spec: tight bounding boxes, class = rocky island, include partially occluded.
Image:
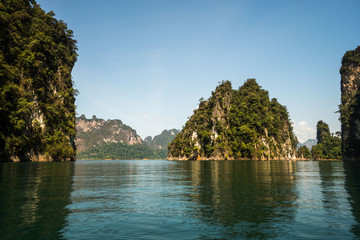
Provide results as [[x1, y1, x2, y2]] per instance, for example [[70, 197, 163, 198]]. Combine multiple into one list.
[[340, 46, 360, 161], [167, 79, 297, 160], [0, 1, 77, 162]]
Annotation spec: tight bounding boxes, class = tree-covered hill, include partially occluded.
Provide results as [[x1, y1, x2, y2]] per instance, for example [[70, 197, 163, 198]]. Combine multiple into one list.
[[168, 79, 297, 160], [0, 0, 77, 162], [311, 121, 341, 160], [296, 146, 311, 160]]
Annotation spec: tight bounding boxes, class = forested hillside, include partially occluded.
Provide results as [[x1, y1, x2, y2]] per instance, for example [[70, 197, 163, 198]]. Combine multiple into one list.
[[168, 79, 297, 160], [0, 0, 77, 162], [311, 121, 341, 160]]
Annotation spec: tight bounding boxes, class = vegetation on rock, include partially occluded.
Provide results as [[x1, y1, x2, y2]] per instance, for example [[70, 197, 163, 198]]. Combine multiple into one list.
[[0, 0, 77, 162], [311, 121, 341, 160], [168, 79, 297, 160], [340, 46, 360, 160], [76, 115, 142, 152], [296, 146, 311, 159]]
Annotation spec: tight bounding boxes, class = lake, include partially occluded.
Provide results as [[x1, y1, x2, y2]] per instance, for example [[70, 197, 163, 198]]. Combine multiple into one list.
[[1, 160, 360, 239]]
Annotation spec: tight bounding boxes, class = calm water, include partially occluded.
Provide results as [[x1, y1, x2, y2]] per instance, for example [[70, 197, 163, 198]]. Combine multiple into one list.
[[1, 160, 360, 239]]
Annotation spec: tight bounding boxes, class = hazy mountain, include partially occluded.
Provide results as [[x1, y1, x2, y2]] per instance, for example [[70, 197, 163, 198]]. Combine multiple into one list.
[[144, 129, 180, 149], [297, 139, 317, 150]]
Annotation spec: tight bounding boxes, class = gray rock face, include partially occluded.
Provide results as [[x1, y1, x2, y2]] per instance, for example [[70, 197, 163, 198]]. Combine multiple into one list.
[[340, 46, 360, 160], [75, 115, 142, 152]]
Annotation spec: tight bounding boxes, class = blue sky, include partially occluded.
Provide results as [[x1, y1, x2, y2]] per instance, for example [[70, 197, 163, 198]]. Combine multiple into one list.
[[37, 0, 360, 142]]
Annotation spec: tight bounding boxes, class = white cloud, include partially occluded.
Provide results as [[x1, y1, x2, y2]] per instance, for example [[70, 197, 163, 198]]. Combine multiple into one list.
[[293, 120, 316, 143]]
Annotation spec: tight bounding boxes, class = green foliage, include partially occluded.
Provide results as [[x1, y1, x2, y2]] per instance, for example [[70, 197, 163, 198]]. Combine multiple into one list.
[[77, 142, 167, 160], [340, 46, 360, 160], [168, 79, 297, 160], [297, 146, 311, 159], [0, 0, 77, 161], [311, 121, 341, 160], [316, 120, 330, 144], [340, 46, 360, 76]]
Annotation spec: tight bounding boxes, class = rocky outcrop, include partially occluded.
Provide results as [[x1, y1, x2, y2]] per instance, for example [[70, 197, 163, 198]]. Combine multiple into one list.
[[340, 46, 360, 160], [167, 79, 297, 160], [75, 115, 142, 152]]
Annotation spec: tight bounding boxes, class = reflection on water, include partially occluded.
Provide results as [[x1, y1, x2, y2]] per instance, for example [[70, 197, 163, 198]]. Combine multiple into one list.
[[0, 160, 360, 239], [175, 161, 298, 239], [344, 161, 360, 237], [0, 162, 74, 240]]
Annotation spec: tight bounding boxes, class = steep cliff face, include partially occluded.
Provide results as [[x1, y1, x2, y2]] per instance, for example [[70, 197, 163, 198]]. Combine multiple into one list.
[[340, 46, 360, 160], [0, 1, 77, 162], [168, 79, 297, 160], [76, 115, 142, 152]]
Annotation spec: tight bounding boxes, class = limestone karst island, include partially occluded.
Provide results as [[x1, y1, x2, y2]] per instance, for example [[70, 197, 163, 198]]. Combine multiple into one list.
[[167, 79, 297, 160]]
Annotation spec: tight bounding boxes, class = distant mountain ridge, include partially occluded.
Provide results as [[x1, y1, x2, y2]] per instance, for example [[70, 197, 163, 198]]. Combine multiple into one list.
[[297, 139, 317, 150], [144, 129, 180, 149], [75, 115, 178, 159], [76, 114, 142, 153]]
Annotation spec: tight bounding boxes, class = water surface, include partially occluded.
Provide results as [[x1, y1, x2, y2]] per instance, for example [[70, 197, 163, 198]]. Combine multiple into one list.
[[1, 160, 360, 239]]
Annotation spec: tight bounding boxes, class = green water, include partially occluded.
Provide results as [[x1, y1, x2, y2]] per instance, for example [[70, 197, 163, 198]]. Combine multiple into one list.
[[0, 160, 359, 239]]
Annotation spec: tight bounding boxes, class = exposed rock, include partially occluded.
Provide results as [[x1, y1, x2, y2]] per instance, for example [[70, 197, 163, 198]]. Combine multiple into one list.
[[340, 46, 360, 160], [75, 115, 142, 152], [167, 79, 297, 160]]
